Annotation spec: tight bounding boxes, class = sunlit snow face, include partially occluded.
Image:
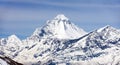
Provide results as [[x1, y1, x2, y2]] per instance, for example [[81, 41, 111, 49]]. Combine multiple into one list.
[[32, 14, 87, 39]]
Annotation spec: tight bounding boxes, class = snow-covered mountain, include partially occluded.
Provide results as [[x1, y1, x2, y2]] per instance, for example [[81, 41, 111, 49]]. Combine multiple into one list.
[[55, 25, 120, 65], [31, 14, 86, 39], [0, 14, 120, 65], [0, 35, 23, 59], [13, 14, 87, 65]]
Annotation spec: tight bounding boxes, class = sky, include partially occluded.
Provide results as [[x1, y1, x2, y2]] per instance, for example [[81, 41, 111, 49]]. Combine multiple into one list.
[[0, 0, 120, 39]]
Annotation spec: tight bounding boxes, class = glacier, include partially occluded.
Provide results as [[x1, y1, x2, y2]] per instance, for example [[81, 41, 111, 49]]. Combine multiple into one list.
[[0, 14, 120, 65]]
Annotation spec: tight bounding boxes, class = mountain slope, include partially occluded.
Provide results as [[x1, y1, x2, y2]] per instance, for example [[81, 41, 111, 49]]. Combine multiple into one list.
[[55, 25, 120, 65]]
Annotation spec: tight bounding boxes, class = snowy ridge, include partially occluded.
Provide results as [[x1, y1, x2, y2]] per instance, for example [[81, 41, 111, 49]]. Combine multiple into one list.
[[0, 14, 120, 65], [55, 25, 120, 65]]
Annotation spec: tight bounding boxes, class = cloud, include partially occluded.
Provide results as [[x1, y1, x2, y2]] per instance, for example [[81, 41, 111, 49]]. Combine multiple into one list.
[[46, 0, 120, 8], [0, 0, 120, 9]]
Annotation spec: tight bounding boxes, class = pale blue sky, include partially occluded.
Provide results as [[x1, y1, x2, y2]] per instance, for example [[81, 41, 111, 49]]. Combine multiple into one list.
[[0, 0, 120, 39]]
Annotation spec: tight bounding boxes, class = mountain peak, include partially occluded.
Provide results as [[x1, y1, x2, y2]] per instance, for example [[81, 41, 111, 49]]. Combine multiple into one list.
[[54, 14, 69, 21], [102, 25, 113, 29], [31, 14, 86, 39], [97, 25, 115, 32], [7, 34, 21, 42], [93, 25, 120, 39], [8, 35, 18, 39]]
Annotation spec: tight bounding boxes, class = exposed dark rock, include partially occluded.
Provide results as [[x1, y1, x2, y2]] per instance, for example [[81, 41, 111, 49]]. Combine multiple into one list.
[[0, 56, 23, 65]]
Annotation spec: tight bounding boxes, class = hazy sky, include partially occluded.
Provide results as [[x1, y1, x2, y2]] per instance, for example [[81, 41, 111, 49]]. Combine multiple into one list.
[[0, 0, 120, 39]]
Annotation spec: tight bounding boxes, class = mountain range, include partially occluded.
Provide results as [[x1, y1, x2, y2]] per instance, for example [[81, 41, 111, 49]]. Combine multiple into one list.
[[0, 14, 120, 65]]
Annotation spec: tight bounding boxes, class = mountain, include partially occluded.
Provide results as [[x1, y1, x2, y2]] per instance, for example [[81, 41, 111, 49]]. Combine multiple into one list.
[[0, 14, 120, 65], [13, 14, 87, 65], [0, 35, 23, 58], [30, 14, 86, 39], [55, 25, 120, 65]]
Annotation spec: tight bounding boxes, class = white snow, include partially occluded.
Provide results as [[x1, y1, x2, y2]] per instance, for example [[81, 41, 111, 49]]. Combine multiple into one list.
[[0, 59, 8, 65], [31, 14, 87, 39], [97, 25, 111, 32], [54, 14, 69, 21]]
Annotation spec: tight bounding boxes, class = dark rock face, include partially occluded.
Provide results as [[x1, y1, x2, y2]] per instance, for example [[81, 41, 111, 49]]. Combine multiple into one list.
[[0, 56, 23, 65]]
